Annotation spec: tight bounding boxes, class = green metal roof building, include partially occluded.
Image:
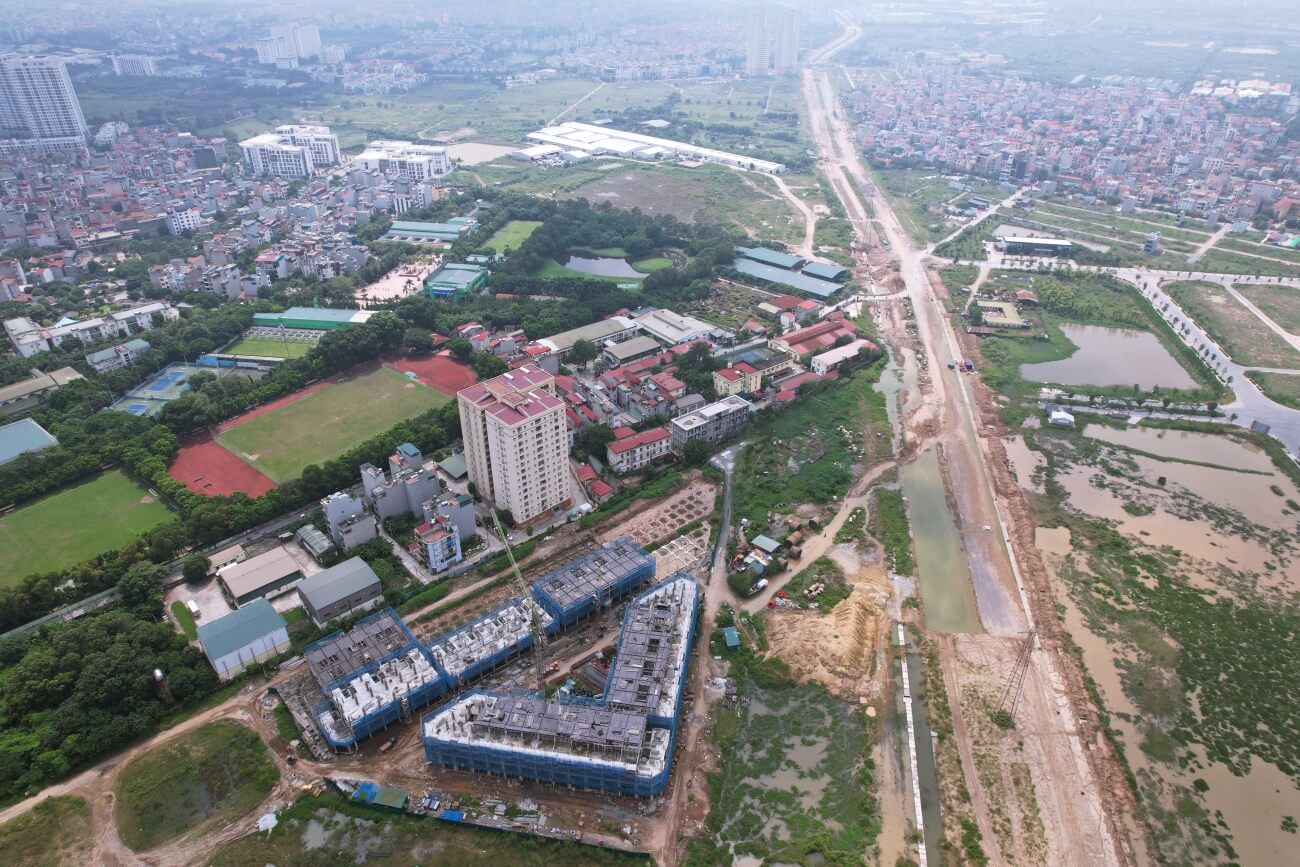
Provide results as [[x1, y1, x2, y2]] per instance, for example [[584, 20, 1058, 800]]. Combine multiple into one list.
[[195, 599, 290, 681], [425, 263, 487, 298], [738, 246, 806, 270], [383, 220, 474, 243], [252, 307, 375, 331], [801, 261, 849, 282]]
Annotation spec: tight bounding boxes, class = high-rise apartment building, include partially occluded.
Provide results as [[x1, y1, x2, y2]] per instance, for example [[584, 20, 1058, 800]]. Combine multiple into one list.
[[239, 124, 340, 178], [744, 8, 800, 77], [111, 55, 158, 77], [457, 366, 569, 525], [257, 22, 321, 65], [0, 54, 88, 150]]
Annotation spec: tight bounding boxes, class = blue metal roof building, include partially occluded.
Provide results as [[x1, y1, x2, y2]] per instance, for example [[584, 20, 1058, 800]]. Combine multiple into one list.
[[0, 417, 58, 465]]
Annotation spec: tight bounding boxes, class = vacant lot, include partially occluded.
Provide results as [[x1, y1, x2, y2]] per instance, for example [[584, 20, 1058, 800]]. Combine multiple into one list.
[[115, 721, 278, 851], [686, 282, 769, 331], [1164, 280, 1300, 369], [483, 219, 542, 252], [560, 164, 801, 243], [0, 796, 93, 866], [224, 336, 315, 359], [872, 168, 1006, 244], [1235, 282, 1300, 335], [0, 469, 173, 587], [217, 365, 448, 481], [208, 791, 647, 867]]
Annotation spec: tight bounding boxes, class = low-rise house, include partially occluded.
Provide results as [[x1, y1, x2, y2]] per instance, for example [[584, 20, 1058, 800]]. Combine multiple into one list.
[[606, 426, 672, 474]]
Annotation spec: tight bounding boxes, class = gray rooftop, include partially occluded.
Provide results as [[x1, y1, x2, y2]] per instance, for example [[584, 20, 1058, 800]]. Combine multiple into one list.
[[219, 546, 301, 599], [473, 693, 648, 750], [0, 418, 58, 465], [603, 334, 661, 362], [532, 535, 651, 610], [603, 577, 698, 716], [306, 608, 411, 688], [196, 599, 286, 661], [438, 452, 467, 479], [298, 557, 380, 614]]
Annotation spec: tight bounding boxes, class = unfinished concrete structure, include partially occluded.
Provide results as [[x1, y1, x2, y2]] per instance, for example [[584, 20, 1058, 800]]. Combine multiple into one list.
[[426, 597, 554, 688], [307, 609, 446, 749], [531, 534, 655, 630], [421, 574, 700, 796]]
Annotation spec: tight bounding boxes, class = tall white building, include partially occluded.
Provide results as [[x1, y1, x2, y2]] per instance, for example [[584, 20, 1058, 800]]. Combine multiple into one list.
[[240, 124, 340, 178], [354, 140, 452, 180], [319, 44, 346, 65], [0, 54, 87, 150], [258, 22, 321, 65], [457, 366, 569, 525], [745, 9, 800, 76], [111, 55, 157, 77]]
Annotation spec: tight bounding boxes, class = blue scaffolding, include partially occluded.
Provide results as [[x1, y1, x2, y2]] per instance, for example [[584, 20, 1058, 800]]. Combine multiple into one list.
[[420, 574, 700, 796], [305, 608, 447, 749], [425, 597, 548, 688], [532, 535, 655, 631]]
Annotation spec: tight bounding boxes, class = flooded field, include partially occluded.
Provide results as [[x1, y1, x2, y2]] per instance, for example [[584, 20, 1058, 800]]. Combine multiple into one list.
[[1029, 424, 1300, 864], [1020, 323, 1198, 389], [1081, 424, 1274, 472], [901, 451, 982, 633]]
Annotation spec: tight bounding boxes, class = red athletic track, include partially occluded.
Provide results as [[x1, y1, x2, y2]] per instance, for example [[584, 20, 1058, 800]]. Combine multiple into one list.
[[382, 350, 477, 396], [168, 355, 474, 498], [170, 432, 277, 497]]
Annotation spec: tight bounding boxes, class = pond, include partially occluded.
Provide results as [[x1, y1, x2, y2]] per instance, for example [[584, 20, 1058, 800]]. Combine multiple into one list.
[[1020, 323, 1198, 390], [444, 142, 516, 165], [561, 252, 642, 278]]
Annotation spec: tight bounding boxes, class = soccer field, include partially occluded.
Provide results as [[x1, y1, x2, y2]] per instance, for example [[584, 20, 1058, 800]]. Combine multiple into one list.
[[224, 337, 315, 359], [0, 470, 173, 587], [484, 220, 542, 252], [216, 366, 448, 482]]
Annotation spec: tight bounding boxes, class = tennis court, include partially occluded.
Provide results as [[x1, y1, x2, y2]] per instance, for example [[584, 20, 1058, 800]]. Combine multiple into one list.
[[111, 362, 255, 417]]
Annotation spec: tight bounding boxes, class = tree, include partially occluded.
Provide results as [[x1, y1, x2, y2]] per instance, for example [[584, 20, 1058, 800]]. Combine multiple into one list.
[[569, 339, 598, 365], [403, 327, 433, 353], [181, 553, 210, 584], [683, 439, 711, 467], [116, 562, 165, 619], [577, 424, 616, 456], [448, 335, 473, 361], [472, 352, 507, 380]]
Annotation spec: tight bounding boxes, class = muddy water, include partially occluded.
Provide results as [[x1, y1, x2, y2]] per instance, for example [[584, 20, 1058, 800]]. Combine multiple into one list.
[[901, 451, 982, 632], [444, 142, 516, 165], [1198, 754, 1299, 867], [1053, 462, 1287, 579], [1004, 435, 1045, 492], [1082, 424, 1274, 472], [1020, 323, 1198, 390]]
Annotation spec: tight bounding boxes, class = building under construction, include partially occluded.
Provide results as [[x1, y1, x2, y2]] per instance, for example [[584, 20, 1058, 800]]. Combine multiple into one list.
[[420, 574, 700, 796], [531, 534, 655, 630], [306, 608, 446, 749], [426, 596, 553, 688]]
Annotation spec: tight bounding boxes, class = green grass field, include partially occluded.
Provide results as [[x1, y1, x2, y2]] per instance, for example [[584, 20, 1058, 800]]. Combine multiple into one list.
[[1164, 281, 1300, 369], [483, 219, 542, 252], [170, 601, 198, 640], [0, 470, 173, 587], [534, 259, 643, 283], [217, 366, 448, 481], [115, 721, 278, 852], [223, 336, 315, 359], [632, 256, 672, 273], [0, 796, 94, 866]]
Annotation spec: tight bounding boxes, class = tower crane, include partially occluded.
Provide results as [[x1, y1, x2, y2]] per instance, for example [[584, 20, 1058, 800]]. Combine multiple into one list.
[[489, 510, 548, 690]]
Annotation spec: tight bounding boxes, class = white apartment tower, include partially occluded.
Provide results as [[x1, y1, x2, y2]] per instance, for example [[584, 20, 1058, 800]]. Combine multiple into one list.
[[0, 55, 88, 149], [240, 124, 340, 178], [745, 9, 800, 76], [258, 23, 321, 65], [457, 366, 569, 525]]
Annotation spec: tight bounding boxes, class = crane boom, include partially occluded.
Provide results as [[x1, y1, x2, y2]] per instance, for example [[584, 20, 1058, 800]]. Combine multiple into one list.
[[490, 512, 547, 687]]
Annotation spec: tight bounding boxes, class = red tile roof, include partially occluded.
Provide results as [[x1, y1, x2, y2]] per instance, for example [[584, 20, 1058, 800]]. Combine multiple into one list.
[[608, 427, 670, 454], [589, 480, 614, 497]]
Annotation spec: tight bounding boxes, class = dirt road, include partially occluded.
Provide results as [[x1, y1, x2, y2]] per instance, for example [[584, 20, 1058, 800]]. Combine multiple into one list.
[[802, 20, 1141, 866]]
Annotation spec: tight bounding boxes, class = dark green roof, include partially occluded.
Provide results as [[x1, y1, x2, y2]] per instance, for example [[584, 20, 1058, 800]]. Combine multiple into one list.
[[196, 599, 286, 660]]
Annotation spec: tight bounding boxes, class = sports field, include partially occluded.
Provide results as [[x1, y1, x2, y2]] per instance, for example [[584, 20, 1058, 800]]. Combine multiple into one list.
[[0, 470, 173, 587], [216, 365, 448, 481], [484, 219, 542, 252], [224, 336, 315, 359]]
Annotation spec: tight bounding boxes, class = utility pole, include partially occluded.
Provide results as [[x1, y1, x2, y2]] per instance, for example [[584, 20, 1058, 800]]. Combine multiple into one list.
[[995, 630, 1036, 726]]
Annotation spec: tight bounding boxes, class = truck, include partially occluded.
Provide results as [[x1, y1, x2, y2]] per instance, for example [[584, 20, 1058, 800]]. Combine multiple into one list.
[[379, 735, 398, 754], [964, 359, 975, 372]]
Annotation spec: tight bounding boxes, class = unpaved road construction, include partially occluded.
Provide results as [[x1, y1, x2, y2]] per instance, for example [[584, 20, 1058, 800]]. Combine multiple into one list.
[[801, 15, 1146, 867]]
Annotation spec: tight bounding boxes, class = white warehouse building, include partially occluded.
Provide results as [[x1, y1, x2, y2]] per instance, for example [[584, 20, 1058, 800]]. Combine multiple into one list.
[[525, 121, 785, 174]]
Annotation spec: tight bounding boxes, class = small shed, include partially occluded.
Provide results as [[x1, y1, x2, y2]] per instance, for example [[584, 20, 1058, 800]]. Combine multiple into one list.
[[752, 534, 782, 555], [722, 626, 741, 652], [437, 452, 468, 479]]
